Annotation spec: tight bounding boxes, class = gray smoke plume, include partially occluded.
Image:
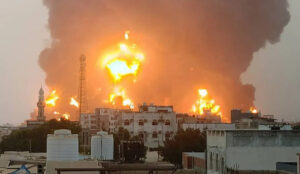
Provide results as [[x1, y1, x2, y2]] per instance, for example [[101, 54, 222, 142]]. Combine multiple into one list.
[[40, 0, 290, 120]]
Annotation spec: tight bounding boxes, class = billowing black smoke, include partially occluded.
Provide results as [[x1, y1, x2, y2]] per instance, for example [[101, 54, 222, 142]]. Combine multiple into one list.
[[40, 0, 290, 120]]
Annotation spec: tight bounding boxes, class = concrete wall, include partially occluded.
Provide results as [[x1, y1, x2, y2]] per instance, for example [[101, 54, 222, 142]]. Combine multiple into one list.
[[226, 131, 300, 147], [183, 123, 235, 132], [226, 147, 300, 170], [207, 131, 227, 148], [207, 130, 300, 174], [182, 152, 206, 174]]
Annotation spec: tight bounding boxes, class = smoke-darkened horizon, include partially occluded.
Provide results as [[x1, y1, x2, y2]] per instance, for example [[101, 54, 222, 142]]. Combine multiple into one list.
[[39, 0, 290, 120]]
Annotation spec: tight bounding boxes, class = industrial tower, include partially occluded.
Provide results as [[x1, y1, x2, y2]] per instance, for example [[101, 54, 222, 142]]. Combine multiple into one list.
[[78, 54, 88, 121]]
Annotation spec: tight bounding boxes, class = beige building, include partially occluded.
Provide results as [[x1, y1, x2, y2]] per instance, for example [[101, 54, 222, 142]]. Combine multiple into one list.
[[80, 104, 177, 148], [122, 104, 177, 148]]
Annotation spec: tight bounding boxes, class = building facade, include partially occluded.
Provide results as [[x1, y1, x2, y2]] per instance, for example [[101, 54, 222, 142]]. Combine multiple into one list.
[[80, 104, 177, 148], [80, 108, 128, 133], [207, 130, 300, 174], [231, 109, 259, 123], [121, 109, 177, 148]]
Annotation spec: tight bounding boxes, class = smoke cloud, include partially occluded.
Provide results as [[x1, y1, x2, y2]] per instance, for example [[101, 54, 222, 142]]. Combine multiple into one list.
[[40, 0, 290, 120]]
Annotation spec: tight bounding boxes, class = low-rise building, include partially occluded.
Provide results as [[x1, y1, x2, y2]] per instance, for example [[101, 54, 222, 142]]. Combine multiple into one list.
[[231, 109, 260, 123], [207, 130, 300, 174]]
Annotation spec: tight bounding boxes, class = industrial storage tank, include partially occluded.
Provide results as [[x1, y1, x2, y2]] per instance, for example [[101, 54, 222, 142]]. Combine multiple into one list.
[[47, 129, 79, 161], [91, 131, 114, 160]]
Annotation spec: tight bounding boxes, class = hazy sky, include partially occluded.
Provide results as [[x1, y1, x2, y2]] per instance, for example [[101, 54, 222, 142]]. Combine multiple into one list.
[[0, 1, 299, 125]]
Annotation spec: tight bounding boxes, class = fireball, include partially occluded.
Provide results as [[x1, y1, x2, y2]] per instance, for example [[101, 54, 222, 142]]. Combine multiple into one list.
[[250, 107, 258, 114], [102, 32, 144, 82], [192, 89, 221, 116], [101, 31, 144, 109]]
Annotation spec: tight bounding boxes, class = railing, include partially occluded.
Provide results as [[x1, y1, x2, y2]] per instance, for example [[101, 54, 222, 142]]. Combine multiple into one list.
[[56, 163, 177, 174]]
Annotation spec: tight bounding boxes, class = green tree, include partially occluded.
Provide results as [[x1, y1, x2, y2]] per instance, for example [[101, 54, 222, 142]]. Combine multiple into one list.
[[0, 119, 81, 153], [160, 128, 206, 166]]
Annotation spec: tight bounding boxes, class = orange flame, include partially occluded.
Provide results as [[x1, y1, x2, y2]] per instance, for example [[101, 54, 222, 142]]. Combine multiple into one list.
[[102, 31, 144, 82], [124, 31, 129, 40], [109, 87, 134, 109], [101, 31, 143, 109], [62, 113, 70, 120], [70, 97, 79, 108], [46, 90, 59, 107], [250, 107, 258, 114], [57, 113, 70, 121], [192, 89, 221, 116]]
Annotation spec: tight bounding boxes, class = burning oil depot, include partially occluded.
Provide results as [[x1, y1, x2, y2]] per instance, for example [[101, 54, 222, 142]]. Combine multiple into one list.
[[27, 31, 229, 126]]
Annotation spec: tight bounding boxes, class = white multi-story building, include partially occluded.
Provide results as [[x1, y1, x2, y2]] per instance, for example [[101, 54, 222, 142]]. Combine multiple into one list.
[[207, 130, 300, 174], [122, 104, 177, 148], [80, 104, 177, 148]]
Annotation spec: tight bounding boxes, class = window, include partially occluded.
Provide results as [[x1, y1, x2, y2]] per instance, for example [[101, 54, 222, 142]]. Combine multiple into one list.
[[152, 131, 158, 138], [152, 120, 158, 125], [165, 120, 170, 125], [165, 131, 171, 138], [138, 119, 144, 126], [139, 132, 144, 138], [124, 119, 129, 125]]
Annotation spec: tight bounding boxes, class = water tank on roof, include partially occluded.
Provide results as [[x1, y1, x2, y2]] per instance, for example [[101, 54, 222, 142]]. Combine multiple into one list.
[[91, 131, 114, 160], [47, 129, 79, 161]]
